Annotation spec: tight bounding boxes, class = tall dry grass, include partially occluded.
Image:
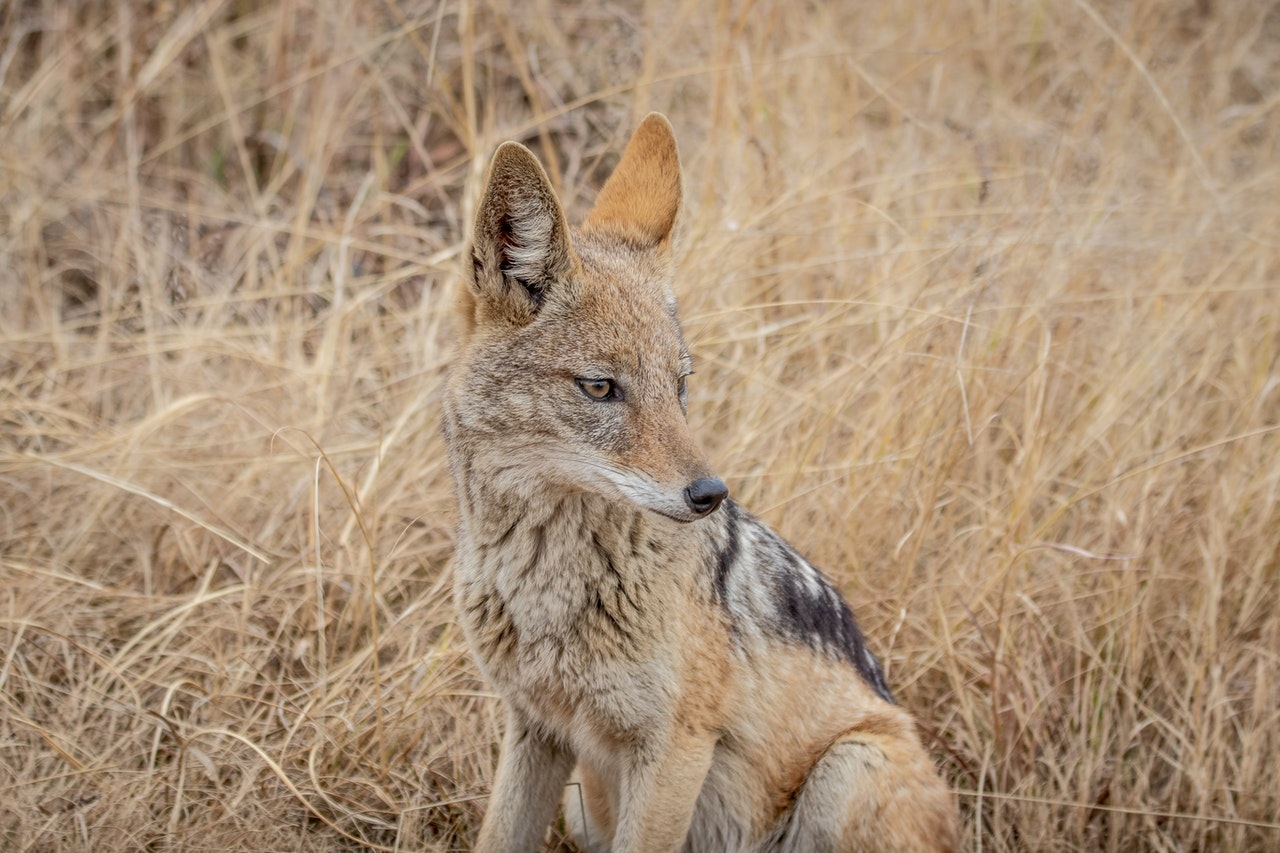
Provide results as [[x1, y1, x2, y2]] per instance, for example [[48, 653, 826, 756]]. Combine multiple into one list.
[[1, 0, 1277, 850]]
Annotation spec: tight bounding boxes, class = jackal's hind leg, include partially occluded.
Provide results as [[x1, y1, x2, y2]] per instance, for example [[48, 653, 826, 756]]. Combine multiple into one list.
[[771, 719, 958, 853], [562, 764, 614, 853]]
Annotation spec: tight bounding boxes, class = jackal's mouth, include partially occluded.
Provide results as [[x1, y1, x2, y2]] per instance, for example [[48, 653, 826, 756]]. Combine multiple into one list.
[[630, 477, 728, 524], [554, 454, 727, 522], [649, 504, 716, 524]]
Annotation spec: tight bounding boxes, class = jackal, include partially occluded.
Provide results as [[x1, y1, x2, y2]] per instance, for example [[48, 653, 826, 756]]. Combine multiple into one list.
[[444, 113, 958, 852]]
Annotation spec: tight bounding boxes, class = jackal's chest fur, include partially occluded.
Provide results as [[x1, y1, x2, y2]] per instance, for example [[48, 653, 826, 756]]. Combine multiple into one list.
[[454, 493, 702, 736]]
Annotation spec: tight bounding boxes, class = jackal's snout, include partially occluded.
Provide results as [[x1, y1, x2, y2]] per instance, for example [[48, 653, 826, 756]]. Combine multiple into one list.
[[684, 476, 728, 516]]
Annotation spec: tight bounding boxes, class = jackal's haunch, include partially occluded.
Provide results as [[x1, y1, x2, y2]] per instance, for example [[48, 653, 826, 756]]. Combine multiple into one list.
[[444, 114, 959, 852]]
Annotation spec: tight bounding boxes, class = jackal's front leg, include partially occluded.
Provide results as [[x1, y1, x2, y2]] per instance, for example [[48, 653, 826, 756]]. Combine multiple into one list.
[[474, 707, 574, 853], [610, 728, 716, 853]]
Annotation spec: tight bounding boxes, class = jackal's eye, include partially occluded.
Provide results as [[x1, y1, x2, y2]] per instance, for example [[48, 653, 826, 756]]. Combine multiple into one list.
[[677, 372, 692, 413], [576, 378, 617, 401]]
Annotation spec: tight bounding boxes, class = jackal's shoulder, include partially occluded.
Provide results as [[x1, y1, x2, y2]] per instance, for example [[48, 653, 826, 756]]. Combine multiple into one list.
[[706, 499, 895, 703]]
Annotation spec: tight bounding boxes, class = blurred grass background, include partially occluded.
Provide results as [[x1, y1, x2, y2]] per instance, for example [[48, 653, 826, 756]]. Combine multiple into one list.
[[1, 0, 1278, 850]]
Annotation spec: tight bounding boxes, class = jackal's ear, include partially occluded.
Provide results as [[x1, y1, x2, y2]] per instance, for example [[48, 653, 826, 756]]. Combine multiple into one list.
[[467, 141, 578, 328], [582, 113, 682, 250]]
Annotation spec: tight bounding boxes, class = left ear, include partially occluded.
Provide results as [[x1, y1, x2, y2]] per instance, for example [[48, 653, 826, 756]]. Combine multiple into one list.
[[582, 113, 683, 250], [465, 141, 578, 330]]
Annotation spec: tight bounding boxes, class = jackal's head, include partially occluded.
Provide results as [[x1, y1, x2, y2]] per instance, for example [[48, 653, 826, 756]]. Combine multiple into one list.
[[446, 114, 727, 524]]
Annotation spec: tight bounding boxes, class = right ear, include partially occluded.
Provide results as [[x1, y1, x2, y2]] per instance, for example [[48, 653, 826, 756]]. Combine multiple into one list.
[[464, 142, 578, 330]]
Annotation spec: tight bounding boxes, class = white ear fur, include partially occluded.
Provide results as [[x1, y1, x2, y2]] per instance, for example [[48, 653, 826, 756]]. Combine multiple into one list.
[[498, 189, 558, 287]]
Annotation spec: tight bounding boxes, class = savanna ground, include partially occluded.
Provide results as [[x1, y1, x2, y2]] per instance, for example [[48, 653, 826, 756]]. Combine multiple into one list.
[[2, 1, 1278, 850]]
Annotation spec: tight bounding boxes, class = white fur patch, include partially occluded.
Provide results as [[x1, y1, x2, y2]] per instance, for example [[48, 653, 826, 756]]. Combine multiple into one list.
[[576, 458, 698, 522], [502, 193, 555, 283]]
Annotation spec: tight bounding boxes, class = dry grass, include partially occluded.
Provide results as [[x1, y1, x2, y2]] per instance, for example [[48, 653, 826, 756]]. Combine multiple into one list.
[[2, 0, 1278, 850]]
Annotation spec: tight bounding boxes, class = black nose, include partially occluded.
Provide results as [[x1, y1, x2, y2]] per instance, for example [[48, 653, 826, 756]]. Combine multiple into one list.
[[684, 477, 728, 516]]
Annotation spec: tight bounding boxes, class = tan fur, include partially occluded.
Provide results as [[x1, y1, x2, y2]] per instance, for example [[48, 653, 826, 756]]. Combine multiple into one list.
[[582, 114, 683, 248], [444, 113, 958, 853]]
